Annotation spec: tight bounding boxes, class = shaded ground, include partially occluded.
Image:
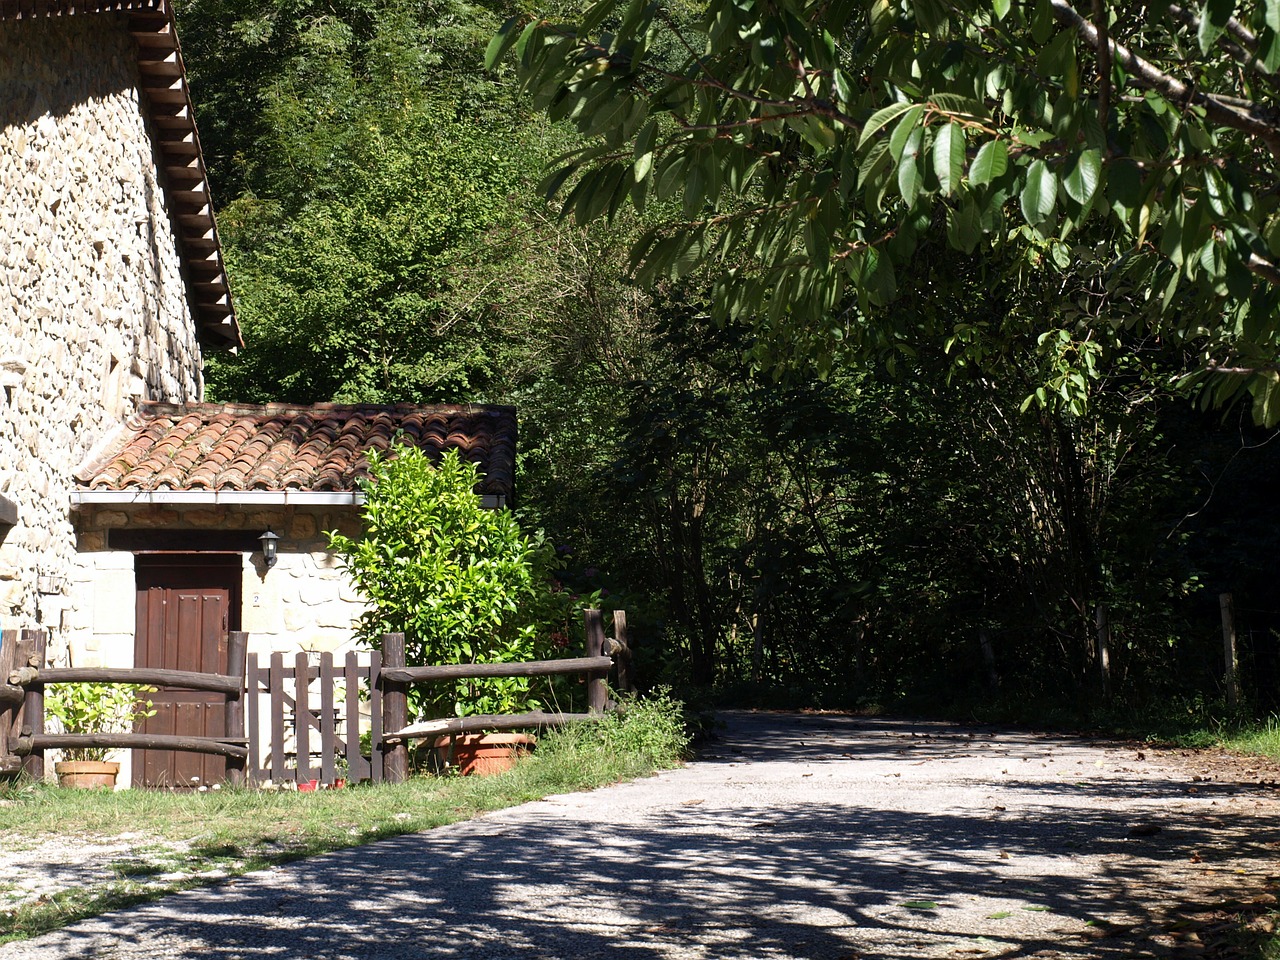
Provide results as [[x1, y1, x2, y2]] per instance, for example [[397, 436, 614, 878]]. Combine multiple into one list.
[[3, 711, 1279, 959]]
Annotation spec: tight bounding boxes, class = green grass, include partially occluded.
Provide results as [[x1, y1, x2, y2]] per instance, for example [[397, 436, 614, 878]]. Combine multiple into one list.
[[1218, 717, 1280, 761], [0, 692, 690, 944]]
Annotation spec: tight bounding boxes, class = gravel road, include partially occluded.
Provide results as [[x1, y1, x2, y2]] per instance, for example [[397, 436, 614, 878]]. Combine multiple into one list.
[[4, 710, 1279, 959]]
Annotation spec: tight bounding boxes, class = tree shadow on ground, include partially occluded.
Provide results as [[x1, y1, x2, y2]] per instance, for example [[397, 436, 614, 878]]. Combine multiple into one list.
[[9, 712, 1278, 960]]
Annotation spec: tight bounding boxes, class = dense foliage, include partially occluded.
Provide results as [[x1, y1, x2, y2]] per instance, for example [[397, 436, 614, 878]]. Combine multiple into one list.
[[495, 0, 1280, 424], [328, 447, 570, 719], [178, 0, 1280, 724]]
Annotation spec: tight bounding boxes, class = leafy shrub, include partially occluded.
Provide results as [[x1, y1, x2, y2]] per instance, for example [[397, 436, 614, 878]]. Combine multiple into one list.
[[329, 445, 572, 719]]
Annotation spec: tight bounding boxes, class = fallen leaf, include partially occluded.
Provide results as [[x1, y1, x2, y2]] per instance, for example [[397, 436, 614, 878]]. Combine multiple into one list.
[[682, 799, 703, 806]]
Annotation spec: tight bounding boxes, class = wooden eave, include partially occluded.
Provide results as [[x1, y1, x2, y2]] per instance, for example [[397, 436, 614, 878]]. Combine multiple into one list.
[[0, 0, 242, 350]]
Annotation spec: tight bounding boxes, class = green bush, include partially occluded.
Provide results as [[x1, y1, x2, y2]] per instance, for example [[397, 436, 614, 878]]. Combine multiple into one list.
[[329, 445, 571, 719]]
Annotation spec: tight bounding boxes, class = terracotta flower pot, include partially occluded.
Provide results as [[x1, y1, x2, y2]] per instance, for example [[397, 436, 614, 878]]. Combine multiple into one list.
[[54, 760, 120, 790], [433, 733, 535, 776]]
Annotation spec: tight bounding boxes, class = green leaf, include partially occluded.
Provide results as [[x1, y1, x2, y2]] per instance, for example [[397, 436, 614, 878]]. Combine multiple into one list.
[[633, 119, 657, 182], [947, 197, 982, 252], [993, 0, 1011, 20], [933, 122, 965, 196], [1020, 159, 1057, 226], [969, 139, 1007, 186], [901, 901, 939, 911], [929, 93, 990, 121], [889, 105, 925, 162], [1036, 30, 1075, 77], [1063, 148, 1102, 209], [1032, 0, 1055, 43], [859, 101, 917, 147], [513, 19, 541, 61], [484, 17, 523, 69], [1199, 0, 1235, 54], [1269, 0, 1280, 32], [898, 126, 925, 205]]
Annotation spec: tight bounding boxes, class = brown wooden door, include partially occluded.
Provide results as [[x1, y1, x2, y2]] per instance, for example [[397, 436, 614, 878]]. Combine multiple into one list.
[[134, 555, 241, 788]]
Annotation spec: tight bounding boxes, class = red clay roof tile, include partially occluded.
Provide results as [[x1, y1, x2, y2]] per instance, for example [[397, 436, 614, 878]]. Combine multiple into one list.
[[77, 403, 517, 499]]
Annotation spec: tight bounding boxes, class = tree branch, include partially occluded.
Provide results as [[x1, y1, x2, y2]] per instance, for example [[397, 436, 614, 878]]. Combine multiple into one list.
[[1247, 251, 1280, 285], [1052, 0, 1280, 153], [1092, 0, 1111, 142]]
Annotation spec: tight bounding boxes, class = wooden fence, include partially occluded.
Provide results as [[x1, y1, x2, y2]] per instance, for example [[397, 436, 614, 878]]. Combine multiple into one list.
[[0, 610, 633, 788]]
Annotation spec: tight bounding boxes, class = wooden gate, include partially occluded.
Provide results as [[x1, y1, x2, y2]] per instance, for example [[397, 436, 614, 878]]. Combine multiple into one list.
[[245, 651, 382, 787]]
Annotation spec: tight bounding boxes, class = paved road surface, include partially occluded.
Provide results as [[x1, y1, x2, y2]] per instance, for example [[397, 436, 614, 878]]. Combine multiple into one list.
[[5, 711, 1279, 959]]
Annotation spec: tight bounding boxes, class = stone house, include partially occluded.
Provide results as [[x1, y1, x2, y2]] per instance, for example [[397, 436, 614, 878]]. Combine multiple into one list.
[[2, 0, 238, 670], [1, 4, 519, 786]]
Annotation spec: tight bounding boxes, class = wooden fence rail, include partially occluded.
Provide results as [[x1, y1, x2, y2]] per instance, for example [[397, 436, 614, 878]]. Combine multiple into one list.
[[4, 631, 249, 786], [29, 668, 242, 696], [375, 608, 623, 784]]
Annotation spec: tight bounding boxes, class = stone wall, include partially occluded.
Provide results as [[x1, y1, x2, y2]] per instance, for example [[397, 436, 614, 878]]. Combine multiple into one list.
[[0, 14, 203, 659]]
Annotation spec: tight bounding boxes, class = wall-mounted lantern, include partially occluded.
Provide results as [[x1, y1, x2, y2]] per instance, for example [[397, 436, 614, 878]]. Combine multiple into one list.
[[258, 529, 280, 569]]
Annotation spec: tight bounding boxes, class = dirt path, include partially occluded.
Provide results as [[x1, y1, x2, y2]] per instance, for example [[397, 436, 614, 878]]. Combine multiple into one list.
[[3, 710, 1279, 959]]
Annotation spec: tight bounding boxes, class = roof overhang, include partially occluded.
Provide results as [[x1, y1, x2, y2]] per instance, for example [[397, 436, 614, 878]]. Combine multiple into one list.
[[69, 490, 507, 509]]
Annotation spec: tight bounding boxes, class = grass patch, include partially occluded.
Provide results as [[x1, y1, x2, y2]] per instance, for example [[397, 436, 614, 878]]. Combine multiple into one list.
[[0, 691, 690, 944], [1218, 717, 1280, 762]]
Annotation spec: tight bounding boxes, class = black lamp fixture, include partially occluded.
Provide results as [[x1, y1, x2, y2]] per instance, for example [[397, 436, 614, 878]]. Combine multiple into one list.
[[258, 529, 280, 569]]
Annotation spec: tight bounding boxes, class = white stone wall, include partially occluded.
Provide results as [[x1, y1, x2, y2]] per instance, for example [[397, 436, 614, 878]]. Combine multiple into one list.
[[0, 14, 203, 658]]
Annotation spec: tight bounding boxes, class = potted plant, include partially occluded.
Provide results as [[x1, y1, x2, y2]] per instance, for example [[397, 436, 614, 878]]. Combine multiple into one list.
[[45, 683, 155, 789], [330, 446, 575, 775]]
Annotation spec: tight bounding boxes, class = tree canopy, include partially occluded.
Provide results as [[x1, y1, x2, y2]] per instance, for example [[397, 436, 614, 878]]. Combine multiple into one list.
[[175, 0, 1280, 716], [493, 0, 1280, 421]]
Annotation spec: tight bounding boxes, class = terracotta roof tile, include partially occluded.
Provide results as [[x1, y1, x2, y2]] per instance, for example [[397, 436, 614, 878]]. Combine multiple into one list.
[[77, 402, 518, 499]]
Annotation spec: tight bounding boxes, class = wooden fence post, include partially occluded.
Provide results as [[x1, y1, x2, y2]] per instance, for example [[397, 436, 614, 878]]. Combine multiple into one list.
[[585, 610, 607, 713], [0, 630, 14, 769], [612, 610, 634, 694], [381, 633, 408, 784], [1220, 593, 1241, 712], [224, 631, 248, 787], [319, 652, 336, 786], [978, 627, 999, 693], [17, 630, 45, 781], [295, 652, 311, 785], [1094, 604, 1113, 703]]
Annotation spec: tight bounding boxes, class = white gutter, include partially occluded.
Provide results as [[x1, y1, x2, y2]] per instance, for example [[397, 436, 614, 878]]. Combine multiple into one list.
[[70, 490, 364, 507], [69, 490, 506, 509]]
